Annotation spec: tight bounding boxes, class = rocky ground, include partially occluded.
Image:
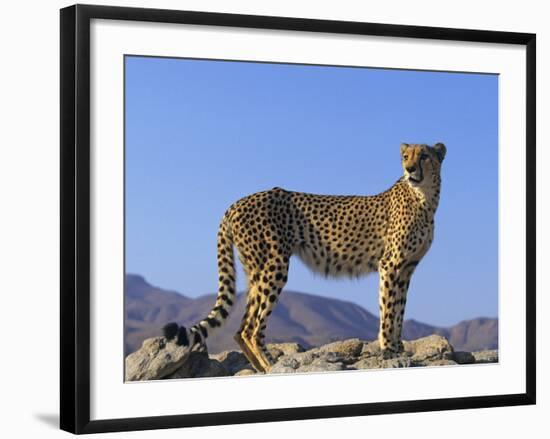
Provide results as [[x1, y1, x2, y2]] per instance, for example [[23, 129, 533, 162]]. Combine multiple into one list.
[[125, 334, 499, 381]]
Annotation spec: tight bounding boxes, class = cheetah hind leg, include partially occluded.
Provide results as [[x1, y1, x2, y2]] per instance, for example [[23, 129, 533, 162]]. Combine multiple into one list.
[[233, 288, 267, 372], [249, 336, 274, 372], [233, 332, 267, 373]]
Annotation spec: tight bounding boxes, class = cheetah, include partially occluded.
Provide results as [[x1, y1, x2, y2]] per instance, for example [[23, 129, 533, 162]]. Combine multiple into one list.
[[163, 142, 446, 373]]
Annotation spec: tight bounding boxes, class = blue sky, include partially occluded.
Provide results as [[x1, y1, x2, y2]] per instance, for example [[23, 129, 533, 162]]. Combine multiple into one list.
[[125, 56, 498, 327]]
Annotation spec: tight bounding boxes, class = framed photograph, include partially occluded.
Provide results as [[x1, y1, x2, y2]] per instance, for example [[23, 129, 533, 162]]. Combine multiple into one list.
[[60, 4, 536, 434]]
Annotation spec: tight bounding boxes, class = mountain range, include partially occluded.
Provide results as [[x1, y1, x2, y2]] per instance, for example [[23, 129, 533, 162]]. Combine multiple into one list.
[[125, 274, 498, 356]]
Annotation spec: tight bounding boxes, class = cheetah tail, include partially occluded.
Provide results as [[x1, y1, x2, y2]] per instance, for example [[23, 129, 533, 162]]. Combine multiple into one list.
[[163, 217, 236, 350]]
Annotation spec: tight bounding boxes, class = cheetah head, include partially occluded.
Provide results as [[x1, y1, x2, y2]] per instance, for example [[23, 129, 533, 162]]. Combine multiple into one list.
[[400, 142, 446, 187]]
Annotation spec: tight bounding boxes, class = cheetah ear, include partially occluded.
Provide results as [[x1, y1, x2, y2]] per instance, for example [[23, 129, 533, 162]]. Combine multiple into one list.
[[400, 143, 409, 155], [433, 142, 446, 162]]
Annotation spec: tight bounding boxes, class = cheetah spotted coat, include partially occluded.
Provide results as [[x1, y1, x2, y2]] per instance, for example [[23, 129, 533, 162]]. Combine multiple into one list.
[[163, 142, 446, 372]]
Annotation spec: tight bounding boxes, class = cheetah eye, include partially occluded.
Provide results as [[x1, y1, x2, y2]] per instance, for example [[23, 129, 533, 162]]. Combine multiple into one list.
[[420, 153, 429, 161], [403, 155, 408, 160]]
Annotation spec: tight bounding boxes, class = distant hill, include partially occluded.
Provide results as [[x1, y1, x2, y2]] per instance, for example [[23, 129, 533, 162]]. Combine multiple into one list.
[[124, 274, 498, 355], [402, 318, 499, 353]]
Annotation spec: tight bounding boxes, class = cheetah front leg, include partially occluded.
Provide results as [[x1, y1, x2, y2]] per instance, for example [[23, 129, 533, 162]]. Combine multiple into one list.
[[377, 260, 417, 358]]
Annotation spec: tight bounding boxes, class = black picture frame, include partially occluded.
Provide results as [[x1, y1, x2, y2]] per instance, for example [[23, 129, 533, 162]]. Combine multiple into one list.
[[60, 4, 536, 434]]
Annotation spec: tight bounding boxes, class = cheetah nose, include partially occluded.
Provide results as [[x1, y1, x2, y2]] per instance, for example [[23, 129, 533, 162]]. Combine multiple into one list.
[[406, 165, 416, 173]]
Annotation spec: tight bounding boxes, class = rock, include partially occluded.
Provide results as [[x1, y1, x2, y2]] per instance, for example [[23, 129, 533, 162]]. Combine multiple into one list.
[[298, 360, 346, 373], [353, 336, 453, 369], [453, 351, 476, 364], [266, 342, 305, 361], [210, 350, 252, 374], [408, 335, 454, 363], [125, 337, 193, 381], [269, 364, 297, 374], [472, 350, 499, 363], [166, 352, 229, 379], [270, 354, 346, 374], [126, 334, 483, 380], [269, 346, 350, 374], [425, 359, 458, 366], [315, 338, 364, 360], [401, 340, 415, 355], [383, 357, 414, 368], [274, 356, 301, 369], [352, 354, 412, 369], [352, 357, 382, 369], [234, 368, 257, 376], [360, 341, 382, 357], [322, 351, 347, 363]]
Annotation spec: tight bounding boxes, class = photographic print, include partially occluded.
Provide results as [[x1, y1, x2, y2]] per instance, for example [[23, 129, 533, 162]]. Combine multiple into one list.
[[124, 56, 499, 381], [60, 5, 535, 433]]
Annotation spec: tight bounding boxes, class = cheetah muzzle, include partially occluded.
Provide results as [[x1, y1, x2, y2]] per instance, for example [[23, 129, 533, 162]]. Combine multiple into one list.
[[163, 142, 447, 372]]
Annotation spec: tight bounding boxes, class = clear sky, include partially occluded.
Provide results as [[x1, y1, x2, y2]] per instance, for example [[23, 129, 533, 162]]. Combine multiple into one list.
[[125, 55, 498, 327]]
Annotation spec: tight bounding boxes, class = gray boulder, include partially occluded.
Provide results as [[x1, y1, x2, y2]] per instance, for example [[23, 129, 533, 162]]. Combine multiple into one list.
[[406, 334, 455, 362], [166, 352, 229, 379], [270, 350, 347, 374], [268, 339, 362, 374], [267, 342, 305, 361], [472, 350, 499, 363], [351, 335, 454, 369], [235, 368, 257, 376], [125, 337, 193, 381], [210, 350, 252, 375], [352, 356, 413, 369], [453, 351, 476, 364]]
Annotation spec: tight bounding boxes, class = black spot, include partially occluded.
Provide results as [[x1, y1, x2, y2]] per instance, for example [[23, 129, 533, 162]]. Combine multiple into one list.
[[176, 326, 189, 346], [193, 331, 202, 345], [269, 295, 276, 303], [219, 307, 229, 319], [206, 317, 221, 328], [162, 322, 179, 340]]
